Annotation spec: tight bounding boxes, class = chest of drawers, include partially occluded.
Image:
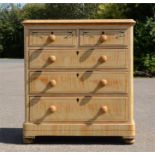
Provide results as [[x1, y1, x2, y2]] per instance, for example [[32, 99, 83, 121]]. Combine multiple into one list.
[[22, 19, 136, 144]]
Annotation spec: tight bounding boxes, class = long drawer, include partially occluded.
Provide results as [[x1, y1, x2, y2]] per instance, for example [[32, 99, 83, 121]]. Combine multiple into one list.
[[29, 49, 127, 69], [29, 71, 128, 94], [30, 97, 127, 123]]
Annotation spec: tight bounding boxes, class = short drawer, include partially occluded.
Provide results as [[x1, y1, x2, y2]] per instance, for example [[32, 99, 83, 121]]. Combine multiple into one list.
[[80, 29, 128, 47], [29, 49, 127, 69], [30, 97, 127, 123], [29, 29, 76, 47], [29, 71, 128, 94]]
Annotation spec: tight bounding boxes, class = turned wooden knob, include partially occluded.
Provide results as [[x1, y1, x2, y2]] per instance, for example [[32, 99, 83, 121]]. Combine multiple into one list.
[[49, 55, 56, 63], [99, 55, 108, 63], [49, 34, 56, 42], [49, 80, 56, 87], [100, 79, 108, 86], [100, 106, 108, 113], [100, 34, 108, 42], [49, 105, 57, 112]]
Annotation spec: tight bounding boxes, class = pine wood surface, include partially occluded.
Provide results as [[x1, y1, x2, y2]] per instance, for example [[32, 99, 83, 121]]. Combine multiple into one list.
[[22, 19, 136, 25], [29, 49, 127, 69], [29, 71, 128, 94], [23, 19, 135, 144]]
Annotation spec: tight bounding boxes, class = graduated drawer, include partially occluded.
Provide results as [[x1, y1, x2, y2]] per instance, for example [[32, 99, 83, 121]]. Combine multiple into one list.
[[29, 29, 76, 47], [29, 71, 128, 94], [80, 29, 128, 47], [29, 49, 127, 69], [30, 97, 127, 123]]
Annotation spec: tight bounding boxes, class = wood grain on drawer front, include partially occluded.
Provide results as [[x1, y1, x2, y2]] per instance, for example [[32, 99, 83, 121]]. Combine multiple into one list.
[[29, 29, 76, 47], [30, 97, 127, 123], [29, 49, 127, 69], [29, 71, 128, 94], [80, 29, 127, 47]]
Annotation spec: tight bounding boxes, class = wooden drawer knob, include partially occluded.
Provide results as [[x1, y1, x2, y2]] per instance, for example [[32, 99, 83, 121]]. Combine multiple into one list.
[[100, 34, 108, 42], [49, 55, 56, 62], [49, 34, 56, 42], [100, 105, 108, 113], [99, 55, 108, 63], [100, 79, 108, 86], [49, 105, 57, 112], [49, 80, 56, 87]]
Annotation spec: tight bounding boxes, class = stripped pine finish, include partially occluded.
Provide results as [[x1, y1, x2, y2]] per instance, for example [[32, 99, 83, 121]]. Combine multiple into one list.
[[29, 49, 127, 69], [29, 71, 128, 94], [23, 19, 136, 144]]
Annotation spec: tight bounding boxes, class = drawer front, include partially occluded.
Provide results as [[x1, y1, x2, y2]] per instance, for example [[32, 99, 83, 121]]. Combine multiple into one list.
[[80, 29, 127, 47], [30, 97, 127, 123], [30, 71, 128, 94], [29, 30, 76, 47], [29, 49, 127, 69]]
